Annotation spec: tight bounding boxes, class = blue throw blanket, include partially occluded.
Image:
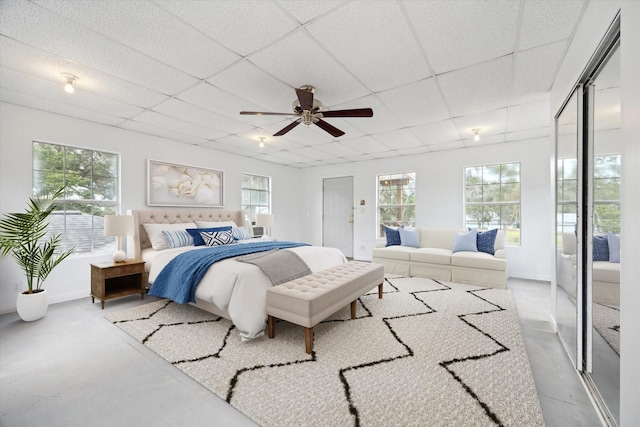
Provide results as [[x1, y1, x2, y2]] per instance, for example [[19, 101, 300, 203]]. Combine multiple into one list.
[[148, 241, 309, 304]]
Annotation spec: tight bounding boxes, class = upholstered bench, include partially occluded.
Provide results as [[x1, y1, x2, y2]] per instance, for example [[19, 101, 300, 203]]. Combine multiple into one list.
[[266, 261, 384, 354]]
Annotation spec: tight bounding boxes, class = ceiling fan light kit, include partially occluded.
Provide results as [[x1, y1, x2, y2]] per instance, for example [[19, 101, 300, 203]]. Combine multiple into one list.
[[240, 85, 373, 138]]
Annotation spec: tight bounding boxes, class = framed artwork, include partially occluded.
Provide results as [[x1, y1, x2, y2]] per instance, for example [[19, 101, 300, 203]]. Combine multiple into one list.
[[147, 159, 223, 207]]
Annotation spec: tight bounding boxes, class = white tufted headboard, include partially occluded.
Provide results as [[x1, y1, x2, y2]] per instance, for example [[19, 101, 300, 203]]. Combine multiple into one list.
[[127, 209, 245, 259]]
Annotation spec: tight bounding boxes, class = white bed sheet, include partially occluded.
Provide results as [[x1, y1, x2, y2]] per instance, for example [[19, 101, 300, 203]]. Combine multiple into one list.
[[146, 244, 346, 340]]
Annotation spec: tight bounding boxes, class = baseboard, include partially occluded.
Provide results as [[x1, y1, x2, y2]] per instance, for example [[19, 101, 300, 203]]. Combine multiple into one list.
[[0, 290, 89, 315], [508, 272, 551, 282]]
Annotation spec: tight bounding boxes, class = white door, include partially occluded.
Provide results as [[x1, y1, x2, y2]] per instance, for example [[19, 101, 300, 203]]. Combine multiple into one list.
[[323, 176, 354, 258]]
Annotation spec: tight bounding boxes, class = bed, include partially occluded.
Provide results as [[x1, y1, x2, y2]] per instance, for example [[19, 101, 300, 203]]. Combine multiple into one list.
[[127, 209, 346, 340]]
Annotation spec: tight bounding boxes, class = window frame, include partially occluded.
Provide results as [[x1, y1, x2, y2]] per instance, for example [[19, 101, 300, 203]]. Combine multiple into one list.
[[32, 140, 121, 254], [376, 172, 416, 238], [464, 162, 521, 245]]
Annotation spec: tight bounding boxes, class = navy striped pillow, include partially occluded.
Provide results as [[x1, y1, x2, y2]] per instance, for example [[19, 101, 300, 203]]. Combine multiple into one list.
[[161, 230, 194, 249]]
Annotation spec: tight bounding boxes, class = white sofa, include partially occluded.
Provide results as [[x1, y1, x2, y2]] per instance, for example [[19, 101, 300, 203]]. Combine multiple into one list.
[[372, 228, 507, 289], [559, 232, 620, 306]]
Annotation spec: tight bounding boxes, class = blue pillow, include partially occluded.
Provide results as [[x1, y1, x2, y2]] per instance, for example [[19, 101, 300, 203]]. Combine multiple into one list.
[[607, 233, 620, 263], [476, 229, 498, 255], [161, 229, 194, 249], [453, 229, 478, 253], [399, 227, 420, 248], [187, 226, 232, 246], [200, 230, 234, 246], [384, 225, 402, 247], [592, 235, 609, 261], [232, 226, 252, 240]]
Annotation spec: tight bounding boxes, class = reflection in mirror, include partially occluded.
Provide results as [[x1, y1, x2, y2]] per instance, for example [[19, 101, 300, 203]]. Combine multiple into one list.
[[556, 89, 580, 368], [588, 44, 620, 425]]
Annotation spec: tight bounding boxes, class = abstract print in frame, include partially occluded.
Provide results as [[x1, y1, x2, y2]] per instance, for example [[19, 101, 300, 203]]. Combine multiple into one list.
[[147, 159, 223, 207]]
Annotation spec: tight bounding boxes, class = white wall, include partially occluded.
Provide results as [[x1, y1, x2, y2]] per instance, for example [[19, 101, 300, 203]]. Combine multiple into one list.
[[301, 137, 553, 281], [550, 1, 640, 424], [0, 103, 305, 313]]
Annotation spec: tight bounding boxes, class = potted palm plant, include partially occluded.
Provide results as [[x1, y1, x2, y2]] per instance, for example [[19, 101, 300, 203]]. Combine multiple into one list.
[[0, 188, 74, 321]]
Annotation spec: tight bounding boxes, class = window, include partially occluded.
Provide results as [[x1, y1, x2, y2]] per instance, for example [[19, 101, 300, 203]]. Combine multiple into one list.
[[241, 173, 270, 225], [32, 141, 119, 254], [556, 157, 577, 237], [465, 163, 521, 244], [377, 173, 415, 237]]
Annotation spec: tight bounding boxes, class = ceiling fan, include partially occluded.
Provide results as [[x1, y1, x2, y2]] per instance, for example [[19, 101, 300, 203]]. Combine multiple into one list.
[[240, 85, 373, 137]]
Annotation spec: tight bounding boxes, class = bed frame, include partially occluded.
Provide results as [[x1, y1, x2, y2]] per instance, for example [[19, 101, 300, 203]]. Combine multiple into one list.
[[127, 208, 245, 320]]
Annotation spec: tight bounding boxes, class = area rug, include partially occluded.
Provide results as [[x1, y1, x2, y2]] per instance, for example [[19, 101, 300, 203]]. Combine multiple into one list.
[[106, 276, 545, 427], [593, 302, 620, 355]]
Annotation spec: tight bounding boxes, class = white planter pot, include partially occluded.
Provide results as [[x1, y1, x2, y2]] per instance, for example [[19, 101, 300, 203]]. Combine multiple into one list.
[[16, 290, 48, 322]]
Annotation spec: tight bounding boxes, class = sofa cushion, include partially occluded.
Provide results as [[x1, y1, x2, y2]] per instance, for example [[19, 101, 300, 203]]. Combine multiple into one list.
[[453, 229, 478, 253], [410, 248, 452, 265], [451, 251, 506, 271], [592, 261, 620, 283], [372, 246, 416, 261], [419, 228, 458, 250]]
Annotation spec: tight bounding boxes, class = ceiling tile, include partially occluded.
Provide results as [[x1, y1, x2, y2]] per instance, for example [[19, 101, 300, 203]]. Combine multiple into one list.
[[153, 98, 253, 134], [155, 0, 298, 57], [370, 150, 402, 159], [505, 127, 550, 142], [405, 0, 520, 74], [333, 94, 404, 134], [201, 138, 262, 158], [395, 145, 432, 156], [453, 108, 508, 138], [249, 30, 369, 106], [0, 0, 198, 94], [438, 56, 514, 117], [278, 1, 345, 25], [341, 135, 391, 154], [1, 87, 124, 126], [119, 120, 208, 145], [306, 1, 431, 92], [463, 133, 506, 147], [314, 142, 361, 158], [371, 129, 423, 150], [287, 147, 337, 161], [262, 149, 315, 163], [0, 36, 168, 108], [519, 0, 586, 50], [511, 41, 566, 105], [376, 78, 450, 127], [33, 0, 241, 79], [133, 110, 228, 140], [426, 140, 465, 152], [407, 119, 460, 145], [507, 100, 550, 133]]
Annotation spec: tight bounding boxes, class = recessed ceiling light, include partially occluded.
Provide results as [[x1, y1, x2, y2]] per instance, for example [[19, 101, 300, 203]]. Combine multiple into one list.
[[61, 73, 78, 94]]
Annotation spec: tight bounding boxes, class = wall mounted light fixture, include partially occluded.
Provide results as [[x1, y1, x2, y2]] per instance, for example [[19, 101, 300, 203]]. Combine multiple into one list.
[[61, 73, 78, 94], [472, 128, 480, 142]]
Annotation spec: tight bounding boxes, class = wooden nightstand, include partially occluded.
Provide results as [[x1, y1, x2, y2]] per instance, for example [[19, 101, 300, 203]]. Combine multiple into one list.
[[91, 260, 145, 309]]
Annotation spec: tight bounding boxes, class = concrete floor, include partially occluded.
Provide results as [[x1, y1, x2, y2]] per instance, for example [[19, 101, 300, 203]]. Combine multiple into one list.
[[0, 278, 604, 427]]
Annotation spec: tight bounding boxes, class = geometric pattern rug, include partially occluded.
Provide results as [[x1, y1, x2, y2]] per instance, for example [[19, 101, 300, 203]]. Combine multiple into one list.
[[593, 302, 620, 355], [106, 276, 545, 427]]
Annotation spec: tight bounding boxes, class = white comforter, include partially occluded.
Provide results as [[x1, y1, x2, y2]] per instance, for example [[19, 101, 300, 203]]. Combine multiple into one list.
[[146, 244, 346, 340]]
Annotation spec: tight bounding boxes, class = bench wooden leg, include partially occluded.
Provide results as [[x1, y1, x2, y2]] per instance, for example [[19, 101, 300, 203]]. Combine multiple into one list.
[[268, 315, 275, 338], [304, 327, 313, 354], [351, 300, 357, 319], [378, 282, 383, 299]]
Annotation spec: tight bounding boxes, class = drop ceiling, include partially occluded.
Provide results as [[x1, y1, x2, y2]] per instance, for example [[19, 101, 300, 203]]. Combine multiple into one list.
[[0, 0, 587, 168]]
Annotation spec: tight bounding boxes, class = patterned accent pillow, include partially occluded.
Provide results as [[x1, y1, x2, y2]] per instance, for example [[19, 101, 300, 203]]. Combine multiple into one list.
[[200, 230, 234, 246], [592, 235, 609, 261], [476, 229, 498, 255], [161, 229, 194, 249], [232, 226, 252, 240], [186, 226, 232, 246], [384, 225, 402, 247]]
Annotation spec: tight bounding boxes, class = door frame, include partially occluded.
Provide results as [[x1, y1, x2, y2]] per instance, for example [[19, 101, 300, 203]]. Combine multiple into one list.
[[322, 174, 355, 258]]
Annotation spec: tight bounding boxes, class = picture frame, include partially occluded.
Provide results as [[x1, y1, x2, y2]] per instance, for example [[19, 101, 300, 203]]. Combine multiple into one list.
[[147, 159, 223, 207]]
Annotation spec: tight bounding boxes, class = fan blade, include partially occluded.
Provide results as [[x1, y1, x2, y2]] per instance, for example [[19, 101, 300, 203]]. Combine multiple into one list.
[[320, 108, 373, 118], [295, 88, 314, 111], [314, 119, 345, 137], [240, 111, 299, 116], [273, 120, 302, 136]]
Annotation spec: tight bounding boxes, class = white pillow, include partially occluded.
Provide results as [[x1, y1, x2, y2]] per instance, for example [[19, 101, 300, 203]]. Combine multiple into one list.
[[232, 226, 252, 240], [194, 220, 237, 229], [143, 222, 196, 251]]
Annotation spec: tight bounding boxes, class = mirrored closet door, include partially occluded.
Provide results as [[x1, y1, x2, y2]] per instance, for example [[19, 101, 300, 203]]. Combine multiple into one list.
[[555, 20, 620, 427]]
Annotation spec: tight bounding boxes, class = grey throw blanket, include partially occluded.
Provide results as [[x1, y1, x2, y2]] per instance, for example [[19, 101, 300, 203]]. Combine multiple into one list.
[[236, 249, 311, 285]]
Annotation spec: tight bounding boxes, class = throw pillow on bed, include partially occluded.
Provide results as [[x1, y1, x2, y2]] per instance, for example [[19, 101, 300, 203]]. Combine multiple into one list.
[[232, 226, 252, 240], [453, 229, 478, 253], [383, 225, 403, 247], [143, 222, 197, 251], [200, 230, 234, 246], [186, 226, 232, 246], [476, 228, 498, 255], [161, 229, 194, 249]]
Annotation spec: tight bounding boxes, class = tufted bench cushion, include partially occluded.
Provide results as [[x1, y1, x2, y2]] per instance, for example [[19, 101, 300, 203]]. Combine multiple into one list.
[[266, 261, 384, 353]]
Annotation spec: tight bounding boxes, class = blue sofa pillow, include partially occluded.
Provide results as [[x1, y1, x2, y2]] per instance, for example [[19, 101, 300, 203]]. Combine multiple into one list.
[[187, 226, 232, 246], [476, 229, 498, 255], [453, 229, 478, 253], [399, 227, 420, 248], [607, 233, 620, 263], [384, 225, 402, 247], [592, 235, 609, 261]]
